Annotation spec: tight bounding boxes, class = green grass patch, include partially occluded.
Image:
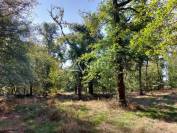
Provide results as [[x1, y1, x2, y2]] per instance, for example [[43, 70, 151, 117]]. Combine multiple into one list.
[[25, 121, 58, 133], [108, 112, 137, 128], [136, 105, 177, 122], [56, 103, 89, 118], [89, 112, 108, 125], [15, 103, 45, 120], [0, 120, 16, 129]]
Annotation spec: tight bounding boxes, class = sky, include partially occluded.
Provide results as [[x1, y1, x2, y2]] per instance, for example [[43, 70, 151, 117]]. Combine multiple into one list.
[[31, 0, 102, 24]]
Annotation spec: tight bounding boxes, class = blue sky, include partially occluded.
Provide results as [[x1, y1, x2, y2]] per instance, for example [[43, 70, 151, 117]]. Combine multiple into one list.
[[32, 0, 102, 24]]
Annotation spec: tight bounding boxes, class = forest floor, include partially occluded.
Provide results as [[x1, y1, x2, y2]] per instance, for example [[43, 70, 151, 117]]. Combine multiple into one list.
[[0, 89, 177, 133]]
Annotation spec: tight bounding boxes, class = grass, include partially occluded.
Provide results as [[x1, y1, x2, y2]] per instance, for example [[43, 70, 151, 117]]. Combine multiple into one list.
[[89, 112, 108, 125], [15, 104, 44, 120], [135, 105, 177, 122], [0, 120, 15, 128], [25, 121, 58, 133], [14, 103, 59, 133], [0, 90, 177, 133], [108, 112, 137, 127], [129, 91, 177, 122]]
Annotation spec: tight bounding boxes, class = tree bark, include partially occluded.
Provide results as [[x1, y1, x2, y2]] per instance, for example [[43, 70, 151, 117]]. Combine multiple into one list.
[[139, 62, 144, 95], [23, 88, 26, 96], [117, 64, 127, 106], [74, 84, 78, 95], [156, 60, 163, 89], [113, 0, 130, 106], [77, 78, 82, 99], [88, 81, 94, 95], [29, 82, 33, 96], [77, 71, 83, 99], [157, 61, 162, 81], [11, 85, 16, 95], [145, 60, 148, 90]]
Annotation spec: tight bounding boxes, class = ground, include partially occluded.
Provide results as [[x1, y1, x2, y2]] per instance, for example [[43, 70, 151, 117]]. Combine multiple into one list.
[[0, 89, 177, 133]]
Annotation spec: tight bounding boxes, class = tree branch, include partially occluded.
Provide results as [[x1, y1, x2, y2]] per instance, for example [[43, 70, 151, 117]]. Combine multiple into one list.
[[118, 0, 132, 7], [49, 6, 78, 51], [120, 7, 139, 13]]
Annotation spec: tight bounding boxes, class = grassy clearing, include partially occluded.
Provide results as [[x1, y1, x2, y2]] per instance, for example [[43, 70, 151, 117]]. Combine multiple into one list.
[[0, 90, 177, 133]]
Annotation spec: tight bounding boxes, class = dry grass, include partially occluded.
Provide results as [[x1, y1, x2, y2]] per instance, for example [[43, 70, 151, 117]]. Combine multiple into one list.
[[0, 89, 177, 133]]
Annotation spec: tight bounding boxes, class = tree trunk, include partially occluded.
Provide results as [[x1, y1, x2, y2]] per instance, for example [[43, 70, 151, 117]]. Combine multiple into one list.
[[77, 78, 82, 99], [11, 86, 16, 95], [74, 84, 77, 95], [77, 71, 83, 99], [88, 81, 94, 95], [23, 88, 26, 96], [157, 62, 162, 81], [156, 61, 163, 89], [29, 82, 33, 96], [112, 0, 130, 107], [139, 63, 144, 95], [117, 64, 127, 106], [145, 60, 148, 90]]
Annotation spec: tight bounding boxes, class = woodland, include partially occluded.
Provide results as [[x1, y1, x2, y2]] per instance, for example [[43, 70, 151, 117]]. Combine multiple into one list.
[[0, 0, 177, 133]]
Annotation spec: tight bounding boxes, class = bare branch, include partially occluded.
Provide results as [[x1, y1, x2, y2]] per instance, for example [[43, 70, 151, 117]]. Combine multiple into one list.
[[117, 0, 132, 7], [49, 6, 78, 51], [120, 7, 139, 13]]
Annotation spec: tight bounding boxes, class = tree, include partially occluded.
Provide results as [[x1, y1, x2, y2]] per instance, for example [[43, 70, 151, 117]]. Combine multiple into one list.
[[131, 0, 177, 90], [50, 7, 102, 98], [0, 0, 35, 95], [96, 0, 140, 106], [27, 44, 62, 95], [39, 22, 58, 54], [0, 0, 35, 18]]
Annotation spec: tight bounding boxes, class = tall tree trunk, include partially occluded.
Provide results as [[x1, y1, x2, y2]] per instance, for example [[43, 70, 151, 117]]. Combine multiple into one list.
[[157, 62, 162, 81], [88, 81, 94, 95], [77, 71, 83, 99], [117, 63, 127, 106], [74, 84, 77, 95], [145, 60, 148, 90], [23, 88, 26, 96], [11, 86, 16, 95], [139, 62, 144, 95], [112, 0, 129, 107], [156, 60, 163, 89], [77, 78, 82, 99], [29, 82, 33, 96]]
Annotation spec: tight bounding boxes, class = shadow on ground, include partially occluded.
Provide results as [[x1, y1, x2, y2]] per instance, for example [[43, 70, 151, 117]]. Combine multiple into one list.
[[128, 90, 177, 122], [0, 98, 99, 133], [55, 93, 114, 101]]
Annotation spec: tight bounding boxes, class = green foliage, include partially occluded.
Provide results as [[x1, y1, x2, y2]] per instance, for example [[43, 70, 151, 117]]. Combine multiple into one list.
[[1, 0, 177, 97], [40, 22, 58, 53], [168, 53, 177, 88], [28, 44, 63, 93], [131, 0, 177, 56], [0, 0, 38, 95], [0, 40, 32, 87]]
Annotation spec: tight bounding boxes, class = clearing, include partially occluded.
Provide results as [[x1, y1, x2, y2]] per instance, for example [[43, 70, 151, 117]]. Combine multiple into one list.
[[0, 89, 177, 133]]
